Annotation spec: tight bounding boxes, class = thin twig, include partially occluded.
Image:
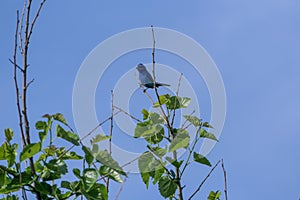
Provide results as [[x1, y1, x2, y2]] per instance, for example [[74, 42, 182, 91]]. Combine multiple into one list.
[[170, 73, 183, 127], [19, 0, 26, 54], [180, 125, 201, 176], [13, 10, 26, 147], [58, 111, 121, 160], [222, 159, 228, 200], [106, 90, 115, 190], [150, 26, 173, 133], [97, 155, 140, 182], [188, 160, 221, 200], [9, 59, 24, 72], [28, 0, 46, 41], [181, 110, 196, 130], [113, 105, 142, 123], [26, 78, 34, 88], [114, 175, 128, 200], [150, 25, 183, 200]]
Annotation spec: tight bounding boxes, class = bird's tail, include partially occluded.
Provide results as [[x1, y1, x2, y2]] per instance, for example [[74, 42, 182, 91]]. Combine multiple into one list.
[[156, 82, 170, 87]]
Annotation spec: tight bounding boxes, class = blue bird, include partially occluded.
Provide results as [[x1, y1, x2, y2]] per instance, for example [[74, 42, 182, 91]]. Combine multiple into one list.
[[136, 63, 170, 90]]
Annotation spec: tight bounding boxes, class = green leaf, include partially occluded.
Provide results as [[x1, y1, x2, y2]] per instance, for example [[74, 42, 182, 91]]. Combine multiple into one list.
[[35, 182, 52, 195], [134, 123, 164, 139], [0, 165, 18, 177], [138, 152, 154, 173], [147, 146, 167, 158], [45, 159, 68, 175], [53, 113, 68, 126], [149, 112, 164, 124], [144, 127, 164, 144], [203, 122, 213, 128], [138, 152, 154, 188], [165, 157, 184, 168], [207, 190, 221, 200], [4, 129, 14, 143], [169, 129, 190, 152], [1, 143, 18, 167], [193, 152, 211, 167], [0, 195, 19, 200], [199, 128, 218, 141], [82, 146, 94, 165], [142, 109, 149, 120], [152, 167, 165, 185], [9, 170, 33, 187], [61, 181, 71, 190], [73, 168, 81, 179], [166, 96, 191, 110], [83, 168, 98, 191], [158, 176, 177, 198], [20, 142, 41, 162], [0, 145, 5, 160], [95, 150, 125, 175], [153, 94, 170, 108], [90, 134, 110, 144], [60, 151, 83, 160], [36, 121, 48, 142], [0, 168, 7, 187], [82, 183, 108, 200], [183, 115, 202, 126], [35, 121, 47, 130], [99, 165, 123, 183], [140, 172, 151, 188], [56, 125, 80, 146]]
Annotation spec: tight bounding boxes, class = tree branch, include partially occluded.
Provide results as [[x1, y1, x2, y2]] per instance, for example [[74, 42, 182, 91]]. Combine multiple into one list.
[[222, 159, 228, 200], [150, 25, 183, 200], [106, 90, 115, 191], [28, 0, 46, 41], [13, 10, 26, 147], [188, 160, 221, 200]]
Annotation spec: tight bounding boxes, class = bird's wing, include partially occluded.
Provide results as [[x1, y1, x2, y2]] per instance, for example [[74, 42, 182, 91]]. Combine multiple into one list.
[[139, 69, 154, 85]]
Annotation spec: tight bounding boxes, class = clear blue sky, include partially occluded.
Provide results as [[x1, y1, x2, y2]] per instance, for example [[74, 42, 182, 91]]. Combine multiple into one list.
[[1, 1, 300, 199]]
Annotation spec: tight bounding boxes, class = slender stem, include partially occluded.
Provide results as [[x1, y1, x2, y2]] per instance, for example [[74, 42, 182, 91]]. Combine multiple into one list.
[[188, 160, 221, 200], [113, 105, 142, 123], [13, 10, 26, 147], [222, 159, 228, 200], [170, 73, 183, 127], [106, 90, 114, 191], [181, 127, 201, 176], [58, 111, 121, 160], [150, 25, 183, 200], [114, 176, 128, 200]]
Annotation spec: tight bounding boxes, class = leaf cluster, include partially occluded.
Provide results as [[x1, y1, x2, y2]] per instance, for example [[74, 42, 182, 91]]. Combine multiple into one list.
[[0, 113, 126, 200]]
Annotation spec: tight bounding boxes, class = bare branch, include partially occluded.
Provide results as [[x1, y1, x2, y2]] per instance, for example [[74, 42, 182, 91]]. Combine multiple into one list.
[[9, 59, 24, 72], [150, 25, 183, 200], [13, 10, 26, 146], [113, 105, 142, 123], [19, 0, 26, 54], [188, 160, 221, 200], [28, 0, 46, 41], [26, 78, 34, 89], [222, 159, 228, 200], [106, 90, 115, 190]]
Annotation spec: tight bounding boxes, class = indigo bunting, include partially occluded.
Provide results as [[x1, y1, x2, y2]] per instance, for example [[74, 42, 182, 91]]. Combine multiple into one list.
[[136, 63, 170, 90]]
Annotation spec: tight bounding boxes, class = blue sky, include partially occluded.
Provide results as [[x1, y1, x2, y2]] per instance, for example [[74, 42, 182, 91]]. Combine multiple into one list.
[[1, 1, 300, 199]]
